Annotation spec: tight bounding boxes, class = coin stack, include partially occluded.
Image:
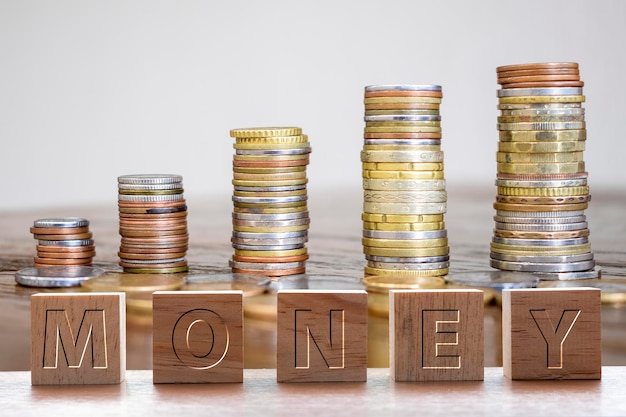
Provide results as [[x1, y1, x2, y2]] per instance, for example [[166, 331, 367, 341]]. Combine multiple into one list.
[[229, 127, 311, 278], [361, 85, 449, 281], [30, 218, 95, 266], [117, 174, 189, 273], [490, 62, 598, 279]]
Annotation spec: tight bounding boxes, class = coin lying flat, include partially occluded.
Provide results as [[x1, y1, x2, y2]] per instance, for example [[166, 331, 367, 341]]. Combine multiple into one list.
[[16, 266, 106, 288]]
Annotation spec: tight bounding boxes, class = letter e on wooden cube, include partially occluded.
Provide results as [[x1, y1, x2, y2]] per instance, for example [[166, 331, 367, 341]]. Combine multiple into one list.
[[277, 290, 368, 383], [152, 291, 243, 384], [389, 289, 484, 382], [502, 288, 601, 380], [31, 292, 126, 385]]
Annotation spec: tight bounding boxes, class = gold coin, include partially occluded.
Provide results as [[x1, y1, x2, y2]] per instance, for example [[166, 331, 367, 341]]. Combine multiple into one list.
[[123, 266, 189, 274], [363, 221, 445, 231], [362, 213, 444, 223], [363, 201, 446, 215], [362, 237, 448, 248], [364, 266, 448, 277], [499, 129, 586, 142], [361, 150, 444, 163], [493, 201, 588, 212], [363, 190, 447, 204], [233, 205, 308, 214], [497, 186, 589, 197], [496, 151, 584, 163], [233, 171, 306, 180], [493, 229, 590, 239], [497, 114, 585, 123], [498, 95, 585, 104], [362, 169, 445, 180], [82, 273, 185, 292], [233, 153, 310, 162], [362, 162, 444, 171], [498, 141, 586, 153], [364, 126, 441, 133], [233, 140, 310, 150], [497, 161, 585, 174], [362, 144, 441, 151], [232, 179, 308, 187], [234, 248, 307, 257], [233, 166, 307, 174], [364, 96, 442, 104], [232, 224, 309, 233], [233, 189, 307, 197], [230, 127, 302, 138], [364, 109, 440, 116], [363, 246, 450, 257]]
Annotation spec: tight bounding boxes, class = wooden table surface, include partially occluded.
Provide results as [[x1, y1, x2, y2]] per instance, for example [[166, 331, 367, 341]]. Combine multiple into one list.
[[1, 186, 625, 372]]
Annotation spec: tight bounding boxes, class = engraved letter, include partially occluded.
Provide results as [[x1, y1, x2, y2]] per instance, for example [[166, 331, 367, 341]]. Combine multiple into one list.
[[43, 309, 107, 369], [171, 309, 229, 369], [294, 309, 344, 369], [530, 309, 581, 369], [422, 309, 460, 369]]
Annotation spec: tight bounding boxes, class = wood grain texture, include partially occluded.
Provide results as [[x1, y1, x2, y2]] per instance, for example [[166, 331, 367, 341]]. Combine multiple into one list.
[[30, 292, 125, 385], [276, 290, 368, 382], [390, 289, 483, 381], [503, 288, 601, 380], [152, 291, 243, 384]]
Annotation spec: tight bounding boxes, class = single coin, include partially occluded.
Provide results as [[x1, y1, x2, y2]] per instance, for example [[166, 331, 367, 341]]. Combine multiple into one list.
[[367, 260, 449, 270], [33, 257, 92, 266], [364, 126, 441, 133], [497, 87, 582, 97], [231, 243, 305, 251], [234, 248, 307, 257], [364, 102, 440, 110], [362, 237, 448, 249], [365, 255, 450, 263], [232, 159, 309, 168], [361, 150, 444, 163], [362, 169, 445, 180], [502, 81, 584, 88], [232, 211, 309, 221], [498, 141, 586, 153], [15, 266, 106, 288], [122, 266, 188, 274], [498, 74, 581, 84], [489, 252, 594, 263], [492, 236, 588, 247], [232, 230, 308, 239], [363, 220, 445, 232], [490, 258, 595, 273], [531, 266, 601, 281], [362, 178, 446, 191], [234, 134, 308, 144], [233, 184, 307, 193], [493, 229, 589, 239], [497, 114, 585, 123], [362, 162, 444, 171], [497, 121, 585, 131], [497, 67, 579, 77], [499, 107, 584, 116], [117, 205, 188, 215], [498, 95, 585, 104], [119, 259, 188, 269], [363, 246, 449, 257], [30, 226, 90, 235], [118, 182, 184, 191], [364, 114, 441, 122], [497, 186, 589, 197], [489, 242, 591, 255], [365, 84, 442, 92], [495, 178, 587, 188], [118, 189, 183, 196], [118, 174, 182, 185], [493, 215, 586, 225], [364, 266, 448, 276], [233, 153, 310, 162], [363, 229, 447, 240], [363, 190, 447, 203], [497, 102, 582, 110], [363, 201, 446, 215], [37, 250, 96, 259], [233, 189, 307, 198], [230, 127, 302, 138], [36, 244, 96, 253], [495, 209, 585, 218], [37, 238, 94, 247], [499, 129, 586, 142], [233, 206, 308, 215], [363, 139, 441, 146], [363, 132, 442, 139], [231, 267, 306, 277], [364, 96, 442, 104], [235, 147, 311, 156], [494, 221, 588, 231], [495, 195, 590, 205], [445, 270, 539, 290], [496, 151, 583, 164], [538, 278, 626, 303], [229, 260, 306, 271], [33, 218, 89, 228], [497, 161, 585, 175], [496, 172, 588, 181], [362, 213, 444, 223], [496, 62, 579, 72], [33, 232, 93, 240], [117, 251, 186, 260], [232, 254, 309, 263]]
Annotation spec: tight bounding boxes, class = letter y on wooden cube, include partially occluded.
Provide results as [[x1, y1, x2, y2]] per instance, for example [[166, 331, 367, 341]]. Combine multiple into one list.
[[502, 288, 601, 380], [389, 289, 484, 382], [152, 291, 243, 384], [277, 290, 368, 382], [31, 292, 126, 385]]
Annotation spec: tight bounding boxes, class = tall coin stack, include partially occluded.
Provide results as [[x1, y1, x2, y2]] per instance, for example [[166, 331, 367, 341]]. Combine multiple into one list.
[[229, 127, 311, 278], [490, 62, 599, 279], [361, 85, 449, 281], [31, 218, 95, 266], [117, 174, 189, 273]]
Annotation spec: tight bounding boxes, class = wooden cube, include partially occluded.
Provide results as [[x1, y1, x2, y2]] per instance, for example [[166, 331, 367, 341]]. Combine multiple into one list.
[[152, 291, 243, 384], [502, 288, 601, 380], [31, 292, 126, 385], [389, 289, 484, 382], [277, 290, 368, 383]]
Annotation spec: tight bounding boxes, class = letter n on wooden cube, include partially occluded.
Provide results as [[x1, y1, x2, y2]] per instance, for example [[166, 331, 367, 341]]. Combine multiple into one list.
[[502, 288, 601, 380], [389, 289, 484, 382], [31, 292, 126, 385], [276, 290, 368, 383], [152, 291, 243, 384]]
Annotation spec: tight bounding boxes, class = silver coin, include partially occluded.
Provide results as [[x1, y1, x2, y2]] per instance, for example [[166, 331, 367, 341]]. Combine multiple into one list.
[[365, 84, 442, 92], [363, 190, 447, 203], [118, 193, 185, 202], [495, 178, 587, 188], [493, 215, 586, 224], [37, 238, 95, 247], [499, 108, 585, 116], [231, 243, 305, 251], [495, 210, 585, 218], [118, 174, 182, 184], [361, 150, 444, 163], [365, 255, 450, 263], [232, 195, 307, 204], [15, 266, 106, 288], [363, 139, 441, 146], [232, 211, 309, 221], [532, 266, 601, 281], [232, 230, 307, 239], [228, 260, 306, 270], [494, 222, 588, 231], [497, 87, 583, 97], [33, 218, 89, 228], [363, 229, 447, 240], [489, 252, 593, 263], [235, 147, 311, 156], [364, 114, 441, 122], [497, 102, 582, 110], [492, 236, 588, 246], [233, 185, 306, 192], [497, 121, 585, 131], [118, 182, 184, 191], [119, 257, 187, 265], [490, 258, 596, 273], [266, 274, 364, 292], [363, 202, 447, 215], [233, 218, 310, 228], [363, 178, 446, 191], [445, 270, 539, 290], [231, 236, 308, 246], [367, 260, 449, 270]]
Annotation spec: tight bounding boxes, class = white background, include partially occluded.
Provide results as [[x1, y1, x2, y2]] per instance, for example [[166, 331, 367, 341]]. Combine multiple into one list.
[[1, 0, 624, 211]]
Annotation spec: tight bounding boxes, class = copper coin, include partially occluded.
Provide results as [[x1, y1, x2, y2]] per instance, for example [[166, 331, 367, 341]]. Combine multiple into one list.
[[119, 229, 188, 238], [34, 257, 93, 266], [37, 244, 96, 253], [501, 81, 585, 88], [232, 159, 309, 168], [37, 250, 96, 259], [119, 218, 187, 226], [119, 260, 187, 269], [495, 195, 591, 205], [33, 232, 93, 240], [117, 200, 187, 207], [363, 132, 442, 139], [364, 102, 440, 110], [30, 226, 90, 235], [231, 254, 309, 263], [118, 211, 188, 219], [118, 245, 188, 253], [231, 267, 306, 277], [118, 222, 188, 230], [497, 68, 579, 78], [117, 251, 186, 260], [493, 201, 588, 212], [364, 90, 443, 98], [121, 234, 188, 244], [117, 206, 188, 214], [499, 74, 581, 83], [496, 62, 578, 72]]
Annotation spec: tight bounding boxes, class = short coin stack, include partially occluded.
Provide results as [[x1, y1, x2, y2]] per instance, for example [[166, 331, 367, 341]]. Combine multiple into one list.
[[117, 174, 189, 273], [490, 62, 598, 279], [229, 127, 311, 278], [30, 218, 95, 266], [361, 85, 449, 281]]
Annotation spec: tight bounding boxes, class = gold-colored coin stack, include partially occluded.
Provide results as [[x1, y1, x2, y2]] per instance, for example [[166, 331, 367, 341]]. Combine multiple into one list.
[[229, 127, 311, 278], [30, 218, 95, 266], [361, 85, 449, 282], [117, 174, 189, 274], [490, 62, 599, 279]]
